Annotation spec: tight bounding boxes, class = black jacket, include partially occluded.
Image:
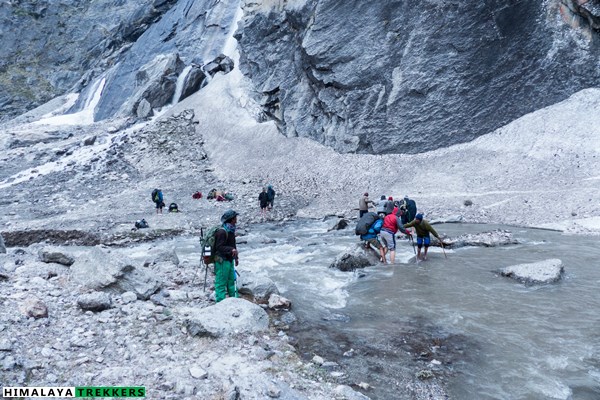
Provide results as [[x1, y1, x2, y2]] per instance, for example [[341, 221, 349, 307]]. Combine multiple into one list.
[[214, 228, 237, 261]]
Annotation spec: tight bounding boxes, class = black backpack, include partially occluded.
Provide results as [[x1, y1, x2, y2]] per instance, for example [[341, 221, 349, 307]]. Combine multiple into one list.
[[168, 203, 178, 212], [135, 219, 149, 229], [151, 189, 159, 202], [355, 212, 379, 235]]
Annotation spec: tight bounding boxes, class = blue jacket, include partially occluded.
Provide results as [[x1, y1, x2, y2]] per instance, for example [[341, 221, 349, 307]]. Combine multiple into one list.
[[360, 218, 383, 240]]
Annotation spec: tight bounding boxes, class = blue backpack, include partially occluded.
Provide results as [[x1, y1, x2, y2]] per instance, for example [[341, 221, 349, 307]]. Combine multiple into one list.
[[369, 218, 383, 234]]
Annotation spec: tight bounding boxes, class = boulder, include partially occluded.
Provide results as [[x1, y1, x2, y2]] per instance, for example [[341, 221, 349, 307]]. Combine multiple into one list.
[[429, 215, 464, 224], [178, 66, 207, 102], [268, 294, 291, 310], [77, 292, 112, 312], [333, 385, 371, 400], [330, 245, 377, 271], [183, 298, 268, 338], [136, 98, 153, 119], [0, 233, 6, 254], [19, 296, 48, 319], [441, 230, 519, 249], [500, 259, 564, 284], [70, 247, 161, 300], [38, 248, 75, 266], [237, 271, 280, 303], [202, 54, 234, 76], [328, 218, 349, 231]]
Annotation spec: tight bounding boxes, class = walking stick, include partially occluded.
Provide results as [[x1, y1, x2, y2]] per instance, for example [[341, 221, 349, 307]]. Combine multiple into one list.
[[409, 234, 418, 263], [439, 238, 448, 259]]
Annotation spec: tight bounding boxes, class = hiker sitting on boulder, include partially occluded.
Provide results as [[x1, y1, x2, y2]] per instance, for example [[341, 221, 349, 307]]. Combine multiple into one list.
[[214, 210, 240, 302], [403, 213, 443, 261]]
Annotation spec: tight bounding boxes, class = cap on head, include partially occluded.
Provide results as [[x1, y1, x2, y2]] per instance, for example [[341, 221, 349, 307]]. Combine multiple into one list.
[[221, 209, 239, 223], [364, 192, 369, 196], [388, 196, 393, 201], [381, 195, 386, 200], [415, 213, 423, 220]]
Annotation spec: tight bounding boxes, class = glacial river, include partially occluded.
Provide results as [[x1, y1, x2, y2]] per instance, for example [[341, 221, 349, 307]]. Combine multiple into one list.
[[176, 218, 600, 399]]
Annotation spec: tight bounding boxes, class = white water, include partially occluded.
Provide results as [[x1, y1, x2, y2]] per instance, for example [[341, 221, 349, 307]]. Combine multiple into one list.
[[33, 77, 106, 126], [172, 65, 193, 105], [177, 220, 600, 399]]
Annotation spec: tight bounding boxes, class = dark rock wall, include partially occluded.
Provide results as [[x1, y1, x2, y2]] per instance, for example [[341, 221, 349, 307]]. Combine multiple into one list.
[[236, 0, 600, 154], [0, 0, 178, 122]]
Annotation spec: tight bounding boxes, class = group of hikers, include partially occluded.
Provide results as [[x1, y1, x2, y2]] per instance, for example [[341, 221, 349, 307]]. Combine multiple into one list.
[[357, 192, 443, 263]]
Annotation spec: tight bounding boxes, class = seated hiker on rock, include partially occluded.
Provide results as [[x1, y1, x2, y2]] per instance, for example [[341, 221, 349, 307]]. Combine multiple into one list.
[[360, 216, 387, 264], [403, 213, 443, 261], [214, 210, 240, 302], [380, 209, 412, 264]]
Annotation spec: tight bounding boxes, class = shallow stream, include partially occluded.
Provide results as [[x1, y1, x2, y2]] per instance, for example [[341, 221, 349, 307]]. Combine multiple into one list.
[[180, 219, 600, 399]]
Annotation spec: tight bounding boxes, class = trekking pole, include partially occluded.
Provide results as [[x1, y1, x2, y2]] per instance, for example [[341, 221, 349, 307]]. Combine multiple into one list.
[[409, 235, 419, 264], [439, 238, 448, 259]]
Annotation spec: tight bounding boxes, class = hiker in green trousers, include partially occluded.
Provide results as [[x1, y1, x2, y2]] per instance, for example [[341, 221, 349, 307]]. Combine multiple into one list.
[[214, 210, 240, 302]]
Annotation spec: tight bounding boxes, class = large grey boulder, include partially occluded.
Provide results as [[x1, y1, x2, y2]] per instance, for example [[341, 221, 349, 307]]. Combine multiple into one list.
[[38, 248, 75, 266], [70, 247, 160, 300], [500, 259, 564, 284], [0, 233, 5, 254], [183, 298, 269, 338], [19, 296, 48, 319], [237, 271, 280, 303], [330, 244, 378, 271]]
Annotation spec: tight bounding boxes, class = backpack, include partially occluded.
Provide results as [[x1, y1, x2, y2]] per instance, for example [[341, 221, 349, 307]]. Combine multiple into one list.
[[369, 218, 383, 234], [199, 226, 226, 264], [151, 189, 159, 202], [135, 219, 149, 229], [168, 203, 178, 212], [355, 212, 379, 235]]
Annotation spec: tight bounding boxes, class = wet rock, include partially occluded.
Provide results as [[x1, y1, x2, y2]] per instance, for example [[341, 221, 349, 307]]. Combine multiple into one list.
[[77, 292, 112, 312], [330, 248, 372, 272], [203, 54, 234, 76], [237, 271, 279, 303], [442, 230, 518, 249], [268, 294, 291, 310], [416, 369, 435, 380], [500, 259, 564, 284], [183, 298, 269, 338], [328, 218, 349, 231], [312, 355, 324, 365], [38, 248, 75, 266], [19, 296, 48, 319], [70, 247, 161, 299], [0, 234, 6, 254]]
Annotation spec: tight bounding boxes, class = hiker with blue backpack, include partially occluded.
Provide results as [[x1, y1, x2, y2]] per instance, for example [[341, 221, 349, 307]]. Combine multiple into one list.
[[213, 210, 240, 302], [359, 215, 387, 263], [151, 189, 164, 214]]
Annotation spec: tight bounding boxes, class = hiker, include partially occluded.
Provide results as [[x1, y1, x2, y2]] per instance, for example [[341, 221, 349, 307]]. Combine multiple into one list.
[[359, 192, 374, 218], [266, 185, 276, 209], [375, 195, 387, 217], [400, 196, 418, 224], [360, 216, 387, 264], [214, 209, 240, 302], [403, 213, 443, 261], [380, 211, 412, 264], [258, 187, 269, 217], [384, 196, 395, 215], [151, 189, 164, 214]]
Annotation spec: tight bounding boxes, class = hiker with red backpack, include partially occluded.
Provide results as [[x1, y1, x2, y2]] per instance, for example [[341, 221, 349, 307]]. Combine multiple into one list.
[[214, 210, 240, 302]]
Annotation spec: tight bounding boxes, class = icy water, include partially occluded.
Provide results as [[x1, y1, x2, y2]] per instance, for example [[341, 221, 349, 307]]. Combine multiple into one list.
[[179, 219, 600, 399]]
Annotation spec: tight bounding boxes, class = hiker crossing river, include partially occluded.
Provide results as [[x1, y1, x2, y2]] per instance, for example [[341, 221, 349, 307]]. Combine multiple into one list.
[[172, 218, 600, 400]]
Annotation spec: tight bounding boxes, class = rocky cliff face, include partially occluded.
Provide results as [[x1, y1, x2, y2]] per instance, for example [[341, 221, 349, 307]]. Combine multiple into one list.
[[0, 0, 179, 121], [2, 0, 600, 154], [236, 0, 600, 153]]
